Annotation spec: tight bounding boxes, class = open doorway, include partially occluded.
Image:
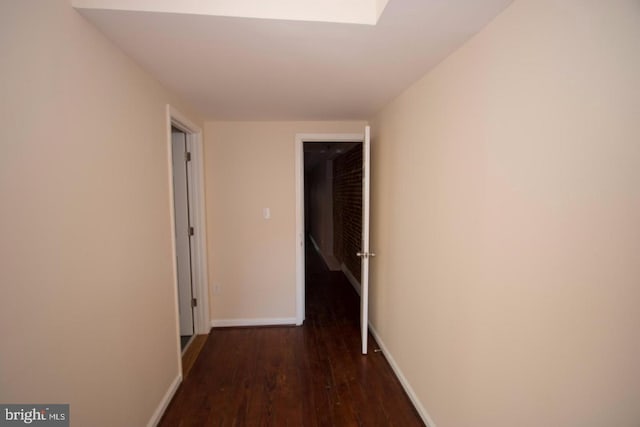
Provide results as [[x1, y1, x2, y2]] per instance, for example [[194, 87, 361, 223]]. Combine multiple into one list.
[[167, 105, 210, 362], [304, 142, 363, 292], [295, 128, 373, 354]]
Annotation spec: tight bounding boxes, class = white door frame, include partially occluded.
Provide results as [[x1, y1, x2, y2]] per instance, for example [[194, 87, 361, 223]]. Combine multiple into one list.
[[359, 125, 371, 354], [166, 105, 210, 343], [295, 132, 364, 325]]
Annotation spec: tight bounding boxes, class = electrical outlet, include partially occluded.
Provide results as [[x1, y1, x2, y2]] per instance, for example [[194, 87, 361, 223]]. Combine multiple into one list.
[[213, 283, 221, 294]]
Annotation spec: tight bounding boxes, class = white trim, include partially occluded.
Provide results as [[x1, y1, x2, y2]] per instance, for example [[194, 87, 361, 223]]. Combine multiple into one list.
[[341, 263, 361, 295], [368, 324, 437, 427], [147, 373, 182, 427], [186, 130, 211, 336], [165, 109, 183, 375], [210, 318, 297, 328], [294, 137, 305, 326], [295, 132, 364, 326], [360, 125, 371, 355]]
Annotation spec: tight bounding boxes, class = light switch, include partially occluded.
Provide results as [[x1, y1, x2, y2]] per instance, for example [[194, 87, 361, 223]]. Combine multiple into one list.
[[263, 207, 271, 219]]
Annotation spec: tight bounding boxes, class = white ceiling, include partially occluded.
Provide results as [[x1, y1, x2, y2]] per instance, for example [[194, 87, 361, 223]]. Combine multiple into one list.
[[73, 0, 392, 25], [75, 0, 513, 120]]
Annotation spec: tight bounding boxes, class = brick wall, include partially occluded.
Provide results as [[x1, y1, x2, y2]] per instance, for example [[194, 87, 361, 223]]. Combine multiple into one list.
[[333, 144, 362, 282]]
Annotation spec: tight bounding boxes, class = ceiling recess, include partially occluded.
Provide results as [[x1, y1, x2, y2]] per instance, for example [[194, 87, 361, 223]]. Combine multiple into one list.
[[72, 0, 391, 25]]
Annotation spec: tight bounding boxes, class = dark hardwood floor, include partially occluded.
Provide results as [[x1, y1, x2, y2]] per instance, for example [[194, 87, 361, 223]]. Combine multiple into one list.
[[159, 240, 424, 426]]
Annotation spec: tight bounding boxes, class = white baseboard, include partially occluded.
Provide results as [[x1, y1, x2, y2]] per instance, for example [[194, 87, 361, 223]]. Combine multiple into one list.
[[210, 317, 297, 328], [341, 263, 361, 295], [340, 263, 433, 424], [368, 324, 437, 427], [147, 373, 182, 427]]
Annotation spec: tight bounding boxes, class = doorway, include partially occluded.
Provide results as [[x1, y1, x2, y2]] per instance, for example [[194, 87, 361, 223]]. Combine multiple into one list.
[[167, 105, 210, 359], [295, 128, 373, 354], [304, 141, 362, 286]]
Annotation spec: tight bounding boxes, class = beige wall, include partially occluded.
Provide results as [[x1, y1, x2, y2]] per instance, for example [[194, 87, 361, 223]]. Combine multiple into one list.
[[205, 121, 365, 322], [0, 1, 202, 426], [369, 0, 640, 426]]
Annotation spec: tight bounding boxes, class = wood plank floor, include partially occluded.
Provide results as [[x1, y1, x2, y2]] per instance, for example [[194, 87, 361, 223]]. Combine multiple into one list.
[[182, 335, 208, 378], [159, 242, 424, 426]]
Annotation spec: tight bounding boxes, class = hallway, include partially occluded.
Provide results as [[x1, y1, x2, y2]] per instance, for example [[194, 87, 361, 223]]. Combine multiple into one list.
[[159, 241, 424, 426]]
